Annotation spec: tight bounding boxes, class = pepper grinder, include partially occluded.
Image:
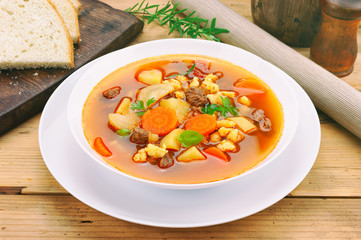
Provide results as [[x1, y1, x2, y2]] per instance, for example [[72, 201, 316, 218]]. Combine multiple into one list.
[[310, 0, 361, 77]]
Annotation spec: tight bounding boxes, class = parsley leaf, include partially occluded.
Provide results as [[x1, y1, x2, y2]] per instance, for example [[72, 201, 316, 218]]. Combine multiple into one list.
[[146, 98, 156, 107], [177, 130, 204, 148], [130, 97, 155, 116], [116, 129, 132, 137], [201, 96, 239, 117], [202, 104, 220, 115], [130, 100, 145, 110]]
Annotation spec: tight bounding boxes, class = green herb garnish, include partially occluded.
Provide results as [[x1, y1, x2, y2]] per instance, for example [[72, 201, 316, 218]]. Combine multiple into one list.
[[202, 96, 239, 117], [116, 128, 132, 137], [125, 1, 229, 42], [131, 97, 156, 116], [167, 63, 196, 79], [177, 130, 204, 148]]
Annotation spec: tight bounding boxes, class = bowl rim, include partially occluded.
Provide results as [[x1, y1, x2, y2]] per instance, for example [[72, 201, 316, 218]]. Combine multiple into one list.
[[67, 38, 299, 190]]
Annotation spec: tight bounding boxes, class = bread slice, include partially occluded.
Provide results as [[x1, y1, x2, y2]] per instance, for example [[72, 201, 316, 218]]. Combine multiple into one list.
[[50, 0, 80, 44], [0, 0, 74, 69], [70, 0, 82, 15]]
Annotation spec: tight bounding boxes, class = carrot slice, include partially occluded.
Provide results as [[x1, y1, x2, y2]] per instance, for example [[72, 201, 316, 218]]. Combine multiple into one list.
[[142, 107, 178, 136], [233, 78, 268, 95], [184, 114, 217, 136], [204, 147, 230, 162], [93, 137, 112, 157]]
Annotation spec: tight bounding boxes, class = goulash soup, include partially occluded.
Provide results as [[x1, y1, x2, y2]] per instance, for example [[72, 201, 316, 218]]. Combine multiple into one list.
[[82, 54, 283, 184]]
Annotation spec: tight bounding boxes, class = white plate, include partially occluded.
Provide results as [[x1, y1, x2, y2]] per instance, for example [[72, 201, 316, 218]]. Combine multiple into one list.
[[39, 47, 320, 228]]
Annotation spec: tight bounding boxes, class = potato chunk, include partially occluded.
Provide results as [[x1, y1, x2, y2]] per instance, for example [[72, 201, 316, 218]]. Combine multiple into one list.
[[160, 98, 190, 123], [207, 92, 222, 104], [177, 146, 206, 162], [137, 84, 174, 105], [210, 132, 221, 143], [159, 128, 184, 151], [228, 117, 257, 133], [114, 97, 132, 115], [138, 69, 163, 85], [217, 120, 236, 128], [108, 113, 140, 130]]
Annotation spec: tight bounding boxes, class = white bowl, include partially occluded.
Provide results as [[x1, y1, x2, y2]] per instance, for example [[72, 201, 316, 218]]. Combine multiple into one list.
[[68, 39, 299, 190]]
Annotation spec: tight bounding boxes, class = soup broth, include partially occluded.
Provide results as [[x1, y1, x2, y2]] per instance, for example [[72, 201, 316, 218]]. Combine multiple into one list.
[[82, 54, 283, 184]]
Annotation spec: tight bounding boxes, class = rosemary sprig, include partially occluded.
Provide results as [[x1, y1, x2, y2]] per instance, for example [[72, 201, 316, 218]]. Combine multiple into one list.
[[125, 1, 229, 42]]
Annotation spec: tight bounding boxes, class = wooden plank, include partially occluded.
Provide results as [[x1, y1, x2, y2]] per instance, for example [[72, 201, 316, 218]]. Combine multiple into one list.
[[0, 195, 360, 239], [0, 0, 143, 135]]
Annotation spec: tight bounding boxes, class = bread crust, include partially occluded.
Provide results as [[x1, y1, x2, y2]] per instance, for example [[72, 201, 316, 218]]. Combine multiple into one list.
[[46, 0, 74, 68]]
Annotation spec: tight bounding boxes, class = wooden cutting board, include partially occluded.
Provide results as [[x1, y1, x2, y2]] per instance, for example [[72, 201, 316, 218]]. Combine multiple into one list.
[[0, 0, 143, 135]]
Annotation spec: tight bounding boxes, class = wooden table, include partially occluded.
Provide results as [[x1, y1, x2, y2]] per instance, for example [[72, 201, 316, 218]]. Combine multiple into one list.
[[1, 0, 360, 238]]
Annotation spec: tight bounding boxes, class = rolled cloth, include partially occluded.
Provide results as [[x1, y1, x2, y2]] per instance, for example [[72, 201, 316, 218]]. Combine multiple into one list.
[[172, 0, 361, 139]]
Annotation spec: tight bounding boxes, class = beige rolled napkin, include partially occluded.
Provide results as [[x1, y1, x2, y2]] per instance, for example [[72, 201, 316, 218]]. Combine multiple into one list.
[[172, 0, 361, 139]]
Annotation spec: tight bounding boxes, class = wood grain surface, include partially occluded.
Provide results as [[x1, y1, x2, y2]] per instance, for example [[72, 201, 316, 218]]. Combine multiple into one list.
[[0, 0, 360, 239], [0, 0, 143, 135]]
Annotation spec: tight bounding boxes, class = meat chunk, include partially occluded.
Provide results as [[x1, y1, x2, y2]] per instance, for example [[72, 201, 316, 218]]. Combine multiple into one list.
[[102, 86, 121, 99], [251, 109, 265, 122], [158, 153, 174, 168], [187, 106, 203, 118], [130, 127, 149, 144], [260, 118, 272, 132], [184, 87, 208, 107]]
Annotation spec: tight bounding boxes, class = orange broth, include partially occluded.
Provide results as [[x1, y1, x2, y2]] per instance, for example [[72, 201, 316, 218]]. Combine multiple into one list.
[[82, 54, 283, 184]]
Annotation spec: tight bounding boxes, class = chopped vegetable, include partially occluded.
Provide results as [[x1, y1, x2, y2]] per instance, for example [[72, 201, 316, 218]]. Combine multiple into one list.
[[184, 114, 217, 136], [209, 132, 221, 143], [216, 119, 236, 128], [108, 113, 140, 130], [141, 107, 178, 136], [177, 146, 206, 162], [136, 83, 174, 105], [204, 147, 229, 162], [93, 137, 112, 157], [138, 69, 163, 85], [233, 78, 268, 95], [148, 133, 159, 143], [159, 98, 190, 123], [116, 128, 132, 137], [130, 97, 155, 116], [228, 117, 257, 133], [160, 128, 184, 151], [177, 130, 204, 148], [115, 97, 132, 114]]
